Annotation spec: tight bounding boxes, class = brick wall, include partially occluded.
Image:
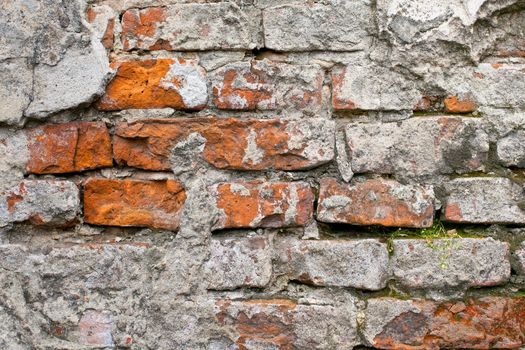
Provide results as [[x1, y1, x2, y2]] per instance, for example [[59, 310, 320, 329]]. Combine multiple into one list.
[[1, 0, 525, 349]]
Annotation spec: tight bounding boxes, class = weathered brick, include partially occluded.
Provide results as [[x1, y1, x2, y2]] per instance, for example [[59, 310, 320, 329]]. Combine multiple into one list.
[[277, 238, 389, 290], [497, 130, 525, 167], [96, 59, 207, 111], [38, 243, 150, 291], [210, 181, 314, 230], [86, 5, 115, 49], [345, 116, 489, 177], [392, 238, 510, 290], [515, 242, 525, 275], [0, 59, 32, 125], [467, 64, 525, 109], [211, 59, 323, 112], [443, 95, 477, 113], [114, 118, 334, 171], [79, 310, 113, 347], [204, 236, 272, 290], [25, 122, 112, 174], [317, 178, 434, 228], [263, 3, 372, 51], [83, 179, 186, 230], [0, 180, 79, 227], [215, 298, 359, 349], [364, 297, 525, 349], [332, 64, 421, 111], [121, 4, 262, 51], [443, 177, 525, 224]]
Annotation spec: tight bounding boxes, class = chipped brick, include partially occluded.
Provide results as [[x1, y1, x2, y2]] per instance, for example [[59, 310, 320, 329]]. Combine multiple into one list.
[[345, 116, 489, 177], [113, 117, 334, 171], [211, 60, 323, 112], [210, 181, 314, 230], [443, 177, 525, 224], [0, 180, 79, 227], [83, 178, 186, 230], [317, 178, 434, 228], [365, 297, 525, 349], [204, 236, 272, 290], [215, 298, 358, 349], [277, 238, 389, 290], [96, 59, 207, 111], [392, 238, 510, 289], [121, 4, 262, 51], [332, 64, 421, 111], [25, 122, 112, 174]]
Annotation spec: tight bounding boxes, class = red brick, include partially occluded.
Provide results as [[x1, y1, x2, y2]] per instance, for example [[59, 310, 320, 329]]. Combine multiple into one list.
[[121, 7, 169, 51], [444, 95, 477, 113], [367, 297, 525, 349], [317, 178, 434, 228], [210, 182, 314, 230], [83, 179, 186, 230], [25, 122, 112, 174], [413, 95, 442, 112], [96, 59, 207, 111], [215, 298, 358, 349], [113, 118, 334, 171], [211, 60, 323, 111]]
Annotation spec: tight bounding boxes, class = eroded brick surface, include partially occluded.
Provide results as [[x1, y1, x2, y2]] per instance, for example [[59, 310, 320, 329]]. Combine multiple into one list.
[[121, 4, 262, 51], [83, 178, 186, 230], [317, 178, 434, 228], [96, 59, 207, 110], [276, 238, 389, 290], [332, 64, 421, 111], [2, 0, 525, 348], [264, 3, 373, 51], [443, 177, 525, 224], [214, 298, 359, 349], [211, 60, 323, 112], [0, 180, 79, 227], [26, 122, 112, 174], [497, 130, 525, 167], [210, 181, 314, 230], [365, 297, 525, 349], [345, 116, 489, 177], [113, 118, 334, 171], [204, 236, 272, 290], [392, 238, 511, 290]]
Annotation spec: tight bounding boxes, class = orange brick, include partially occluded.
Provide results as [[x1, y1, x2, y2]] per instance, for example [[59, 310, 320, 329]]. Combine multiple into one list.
[[26, 122, 112, 174], [368, 297, 525, 349], [317, 178, 434, 228], [444, 95, 477, 113], [211, 60, 323, 111], [113, 118, 333, 171], [83, 179, 186, 230], [121, 7, 170, 50], [96, 59, 207, 111], [211, 181, 314, 230]]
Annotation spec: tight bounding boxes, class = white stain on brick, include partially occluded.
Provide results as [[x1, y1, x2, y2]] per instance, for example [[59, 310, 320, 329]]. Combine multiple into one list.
[[242, 129, 264, 166], [160, 60, 208, 108]]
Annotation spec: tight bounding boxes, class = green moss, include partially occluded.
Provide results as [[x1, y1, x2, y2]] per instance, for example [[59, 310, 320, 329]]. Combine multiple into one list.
[[386, 221, 463, 255]]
